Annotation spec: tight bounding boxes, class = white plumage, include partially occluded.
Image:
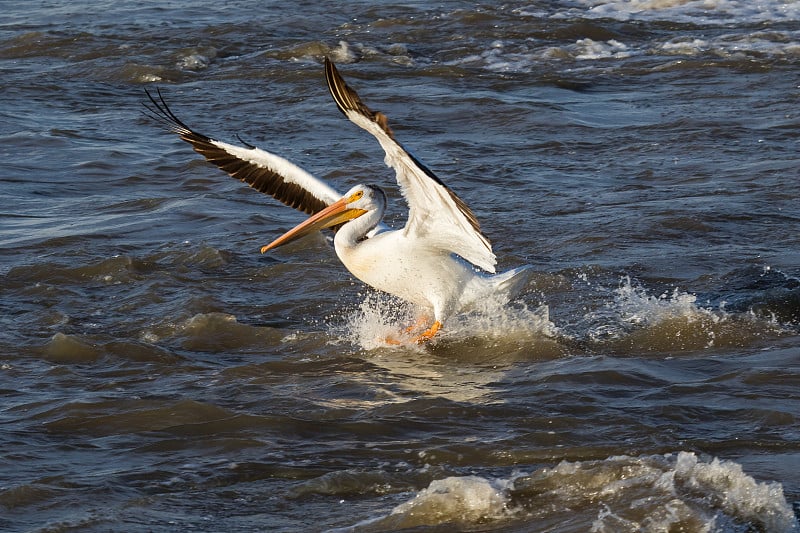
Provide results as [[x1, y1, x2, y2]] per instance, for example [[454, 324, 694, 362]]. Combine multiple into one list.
[[145, 58, 531, 343]]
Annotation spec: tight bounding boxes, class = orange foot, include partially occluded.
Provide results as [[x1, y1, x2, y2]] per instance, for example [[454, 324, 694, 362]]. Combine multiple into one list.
[[411, 320, 442, 344], [384, 335, 403, 346], [404, 315, 430, 334], [384, 320, 442, 345]]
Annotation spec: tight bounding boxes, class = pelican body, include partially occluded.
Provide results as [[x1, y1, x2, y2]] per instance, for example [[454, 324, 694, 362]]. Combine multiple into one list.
[[145, 58, 531, 343]]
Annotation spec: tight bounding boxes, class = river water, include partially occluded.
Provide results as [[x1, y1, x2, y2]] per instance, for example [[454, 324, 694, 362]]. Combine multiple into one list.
[[1, 1, 799, 531]]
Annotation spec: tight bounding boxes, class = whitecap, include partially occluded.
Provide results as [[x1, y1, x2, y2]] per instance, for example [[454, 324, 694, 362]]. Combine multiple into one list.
[[329, 40, 357, 64], [571, 0, 800, 25], [577, 275, 783, 352], [342, 452, 796, 531], [574, 38, 633, 60], [388, 475, 511, 525]]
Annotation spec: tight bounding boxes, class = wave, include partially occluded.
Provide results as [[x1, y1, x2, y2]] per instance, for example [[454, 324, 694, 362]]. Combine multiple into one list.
[[330, 271, 793, 358], [579, 275, 788, 354], [337, 451, 796, 532], [566, 0, 800, 24]]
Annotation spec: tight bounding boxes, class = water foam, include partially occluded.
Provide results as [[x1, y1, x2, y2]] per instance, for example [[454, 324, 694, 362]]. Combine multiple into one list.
[[612, 276, 708, 327], [456, 1, 800, 74], [335, 275, 782, 353], [334, 290, 556, 351], [581, 276, 776, 352], [348, 452, 796, 531], [388, 475, 511, 526], [572, 0, 800, 24], [573, 38, 633, 60], [582, 277, 712, 338]]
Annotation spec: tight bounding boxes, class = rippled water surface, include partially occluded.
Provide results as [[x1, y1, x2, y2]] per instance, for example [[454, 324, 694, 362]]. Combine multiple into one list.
[[2, 1, 799, 531]]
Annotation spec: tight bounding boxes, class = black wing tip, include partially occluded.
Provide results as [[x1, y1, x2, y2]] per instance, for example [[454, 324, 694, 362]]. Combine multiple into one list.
[[323, 56, 363, 115], [323, 56, 397, 141], [324, 57, 490, 246], [142, 86, 196, 138], [142, 86, 174, 126], [235, 133, 256, 150], [323, 56, 349, 118], [143, 86, 332, 218]]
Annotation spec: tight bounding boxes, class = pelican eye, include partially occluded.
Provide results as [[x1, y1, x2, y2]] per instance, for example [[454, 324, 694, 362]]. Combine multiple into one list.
[[350, 190, 364, 202]]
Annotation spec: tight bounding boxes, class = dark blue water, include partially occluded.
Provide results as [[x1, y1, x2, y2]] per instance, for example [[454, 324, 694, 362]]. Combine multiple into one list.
[[1, 1, 799, 531]]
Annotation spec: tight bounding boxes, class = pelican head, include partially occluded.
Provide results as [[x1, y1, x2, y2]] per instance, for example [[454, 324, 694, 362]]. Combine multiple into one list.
[[261, 184, 384, 253]]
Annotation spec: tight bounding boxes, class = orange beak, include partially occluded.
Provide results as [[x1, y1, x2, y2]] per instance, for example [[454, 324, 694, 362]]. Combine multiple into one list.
[[261, 196, 367, 253]]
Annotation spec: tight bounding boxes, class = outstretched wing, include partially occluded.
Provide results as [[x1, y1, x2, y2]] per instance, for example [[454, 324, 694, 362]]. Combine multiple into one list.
[[144, 87, 342, 217], [323, 58, 496, 273]]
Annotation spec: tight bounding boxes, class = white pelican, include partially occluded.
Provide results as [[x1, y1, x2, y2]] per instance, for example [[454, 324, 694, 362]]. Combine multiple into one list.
[[145, 57, 531, 343]]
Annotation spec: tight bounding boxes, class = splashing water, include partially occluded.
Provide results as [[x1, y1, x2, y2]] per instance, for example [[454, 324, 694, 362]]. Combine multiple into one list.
[[331, 290, 557, 351], [604, 276, 716, 328], [343, 452, 797, 532], [580, 276, 777, 352], [338, 292, 419, 351], [326, 275, 786, 355], [443, 297, 556, 343]]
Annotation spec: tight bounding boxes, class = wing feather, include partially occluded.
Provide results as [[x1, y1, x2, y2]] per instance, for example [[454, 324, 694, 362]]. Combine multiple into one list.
[[323, 58, 496, 273], [144, 87, 342, 216]]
